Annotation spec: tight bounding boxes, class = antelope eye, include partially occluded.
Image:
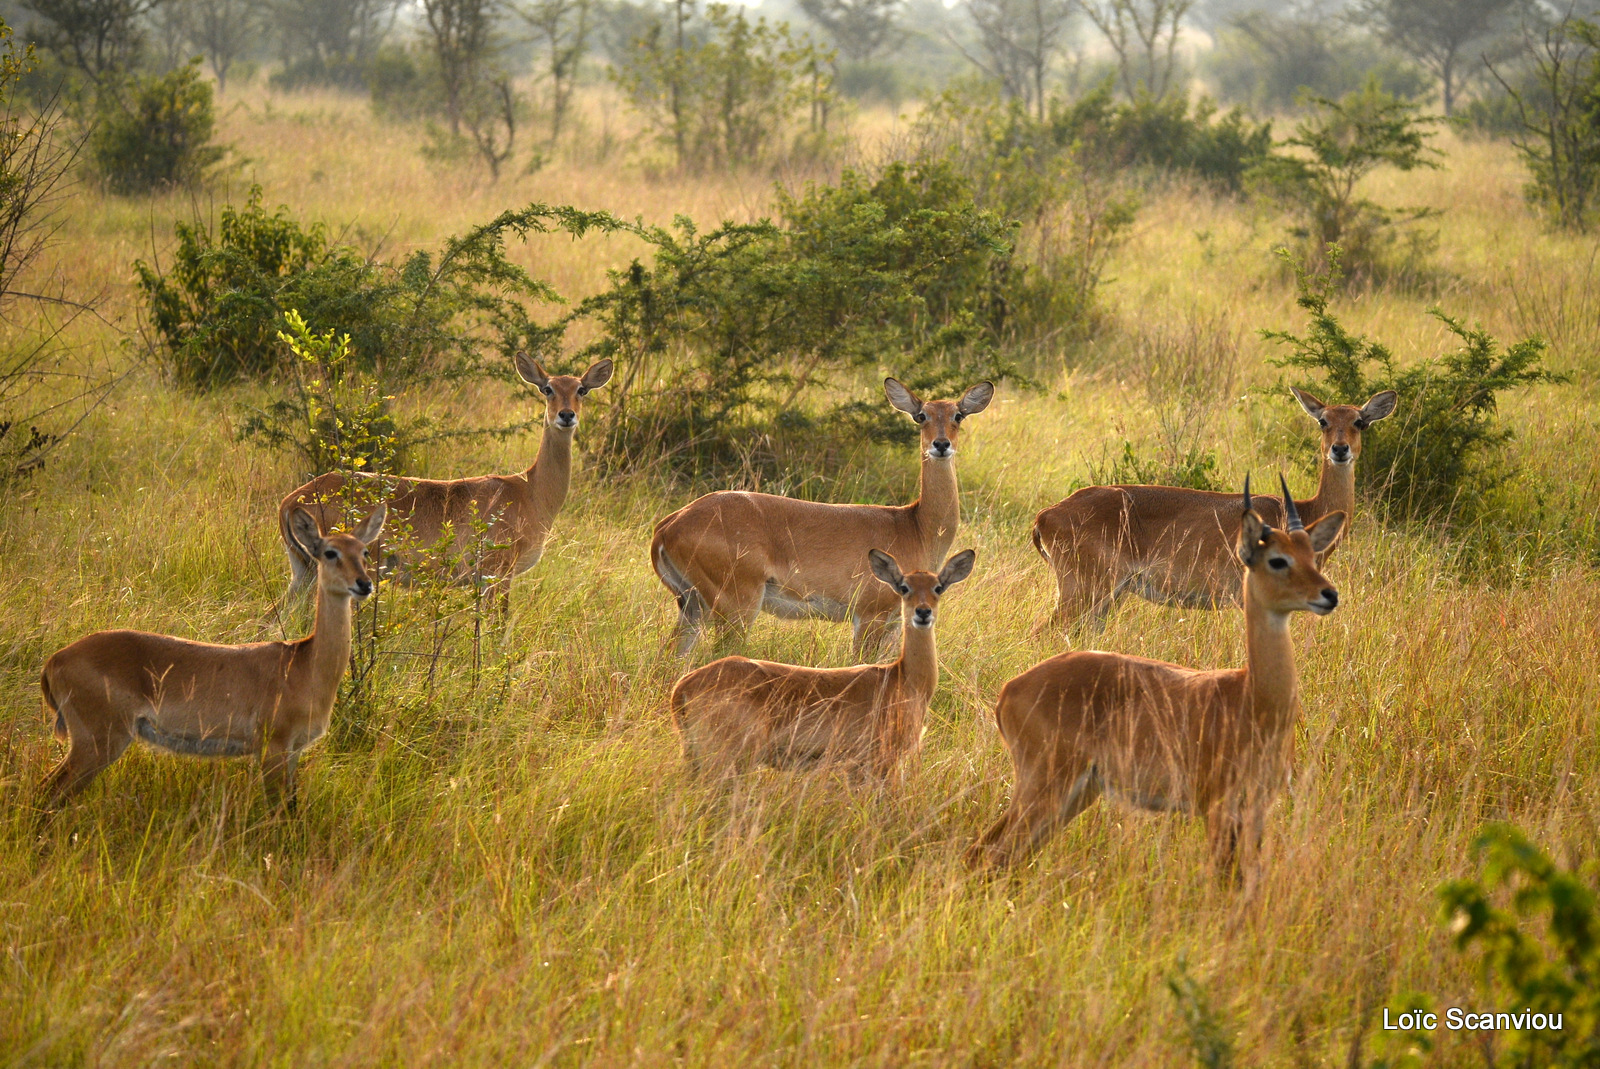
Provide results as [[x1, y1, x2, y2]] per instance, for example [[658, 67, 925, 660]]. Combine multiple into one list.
[[1354, 419, 1368, 430], [899, 584, 911, 595], [324, 549, 338, 560], [541, 385, 554, 396], [1268, 557, 1289, 570], [577, 386, 588, 396], [933, 584, 945, 595], [1318, 418, 1328, 429], [953, 412, 965, 423], [913, 412, 927, 424]]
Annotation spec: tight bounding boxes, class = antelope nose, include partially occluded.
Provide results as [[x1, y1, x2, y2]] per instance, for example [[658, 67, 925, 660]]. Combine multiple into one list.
[[355, 578, 373, 597], [931, 438, 951, 456], [557, 410, 576, 427], [1320, 588, 1338, 607], [1331, 444, 1351, 461], [913, 607, 933, 626]]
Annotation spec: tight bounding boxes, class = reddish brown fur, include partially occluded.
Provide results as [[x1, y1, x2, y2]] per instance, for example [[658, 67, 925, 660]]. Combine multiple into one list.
[[651, 379, 993, 658], [1032, 388, 1394, 630], [38, 506, 386, 809], [972, 494, 1346, 888], [670, 549, 975, 785], [279, 355, 611, 612]]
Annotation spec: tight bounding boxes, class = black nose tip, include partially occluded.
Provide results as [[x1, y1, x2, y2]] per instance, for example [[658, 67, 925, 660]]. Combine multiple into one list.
[[914, 607, 933, 623], [356, 579, 373, 596], [558, 410, 576, 423], [1332, 445, 1350, 459], [1321, 588, 1338, 606], [931, 438, 950, 454]]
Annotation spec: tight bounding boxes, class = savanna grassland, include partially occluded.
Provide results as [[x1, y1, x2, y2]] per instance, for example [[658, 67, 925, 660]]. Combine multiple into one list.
[[2, 85, 1598, 1066]]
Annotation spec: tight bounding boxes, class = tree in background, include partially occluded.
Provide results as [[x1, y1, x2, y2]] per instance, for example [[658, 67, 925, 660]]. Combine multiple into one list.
[[1250, 79, 1441, 279], [516, 0, 591, 143], [21, 0, 160, 81], [798, 0, 903, 63], [271, 0, 402, 87], [1077, 0, 1192, 100], [181, 0, 257, 91], [0, 16, 82, 485], [1488, 12, 1600, 231], [420, 0, 501, 137], [1356, 0, 1523, 115], [957, 0, 1073, 119], [613, 2, 836, 171]]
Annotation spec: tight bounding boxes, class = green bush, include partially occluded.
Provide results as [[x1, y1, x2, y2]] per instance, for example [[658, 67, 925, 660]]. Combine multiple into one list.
[[135, 188, 619, 388], [238, 310, 416, 477], [89, 59, 228, 195], [611, 1, 839, 171], [1437, 825, 1599, 1068], [366, 44, 444, 121], [1248, 78, 1442, 282], [1088, 438, 1222, 493], [908, 85, 1136, 347], [1266, 254, 1564, 525], [1050, 83, 1273, 193], [561, 159, 1020, 477]]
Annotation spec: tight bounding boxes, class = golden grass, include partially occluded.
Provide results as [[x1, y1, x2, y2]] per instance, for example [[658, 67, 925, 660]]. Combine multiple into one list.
[[1, 85, 1597, 1066]]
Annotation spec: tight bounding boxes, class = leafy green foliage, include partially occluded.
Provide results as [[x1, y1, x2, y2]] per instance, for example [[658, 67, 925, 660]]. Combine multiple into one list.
[[1267, 254, 1564, 523], [1438, 825, 1600, 1068], [561, 159, 1018, 477], [908, 84, 1136, 348], [89, 59, 227, 195], [612, 1, 838, 171], [1050, 83, 1273, 193], [1248, 78, 1442, 281], [238, 310, 412, 478], [1089, 438, 1222, 492], [1490, 16, 1600, 232], [135, 188, 621, 388]]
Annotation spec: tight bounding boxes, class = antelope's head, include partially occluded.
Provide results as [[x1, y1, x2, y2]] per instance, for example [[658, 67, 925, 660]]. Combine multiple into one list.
[[1291, 386, 1397, 467], [1236, 475, 1344, 616], [885, 378, 995, 461], [516, 353, 614, 432], [868, 548, 977, 630], [289, 504, 386, 600]]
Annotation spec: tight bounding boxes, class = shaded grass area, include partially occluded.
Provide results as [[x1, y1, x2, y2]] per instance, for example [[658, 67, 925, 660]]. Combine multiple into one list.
[[1, 89, 1598, 1065]]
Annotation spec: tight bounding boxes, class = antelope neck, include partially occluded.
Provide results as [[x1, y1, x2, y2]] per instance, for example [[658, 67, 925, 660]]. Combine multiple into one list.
[[910, 451, 960, 568], [306, 584, 355, 707], [525, 421, 573, 521], [892, 614, 939, 700], [1240, 577, 1299, 733], [1307, 452, 1355, 523]]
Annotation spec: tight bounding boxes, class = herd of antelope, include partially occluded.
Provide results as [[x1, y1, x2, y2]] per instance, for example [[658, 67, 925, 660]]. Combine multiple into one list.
[[34, 351, 1398, 887]]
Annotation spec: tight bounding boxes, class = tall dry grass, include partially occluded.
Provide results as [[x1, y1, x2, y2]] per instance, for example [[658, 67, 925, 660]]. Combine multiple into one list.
[[0, 87, 1596, 1067]]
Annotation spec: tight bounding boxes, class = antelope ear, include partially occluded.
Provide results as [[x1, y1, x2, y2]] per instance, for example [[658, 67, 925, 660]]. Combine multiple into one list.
[[1237, 511, 1267, 566], [868, 548, 905, 590], [352, 503, 388, 545], [1290, 386, 1326, 420], [1361, 390, 1398, 423], [958, 381, 994, 416], [936, 548, 976, 590], [1306, 510, 1346, 554], [884, 377, 923, 418], [289, 507, 326, 559], [581, 358, 614, 390], [515, 351, 550, 388]]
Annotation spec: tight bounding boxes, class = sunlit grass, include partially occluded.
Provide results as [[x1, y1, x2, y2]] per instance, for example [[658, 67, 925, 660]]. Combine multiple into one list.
[[0, 83, 1596, 1066]]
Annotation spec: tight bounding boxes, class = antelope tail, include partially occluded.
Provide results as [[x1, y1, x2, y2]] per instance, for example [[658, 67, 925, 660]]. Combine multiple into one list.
[[40, 667, 65, 742]]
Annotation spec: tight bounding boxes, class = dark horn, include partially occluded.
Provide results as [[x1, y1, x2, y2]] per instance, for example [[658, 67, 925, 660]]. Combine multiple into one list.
[[1280, 472, 1305, 531], [1242, 473, 1252, 515]]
